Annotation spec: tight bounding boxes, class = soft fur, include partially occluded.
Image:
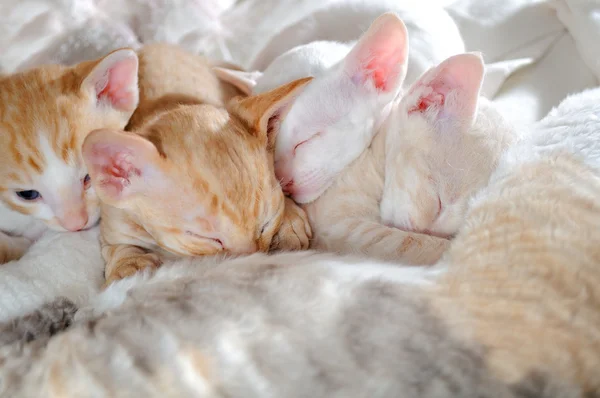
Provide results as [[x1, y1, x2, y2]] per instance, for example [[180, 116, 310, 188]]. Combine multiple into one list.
[[0, 297, 77, 347], [83, 44, 312, 285], [0, 48, 140, 263], [216, 10, 465, 206], [293, 52, 517, 264]]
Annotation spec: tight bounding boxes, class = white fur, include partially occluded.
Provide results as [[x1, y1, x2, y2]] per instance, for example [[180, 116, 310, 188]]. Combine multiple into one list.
[[253, 41, 351, 95], [78, 251, 443, 322], [263, 5, 464, 204], [0, 227, 104, 322]]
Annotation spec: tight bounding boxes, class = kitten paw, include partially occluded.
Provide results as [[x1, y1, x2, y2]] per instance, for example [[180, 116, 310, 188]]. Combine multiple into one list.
[[270, 197, 312, 251], [104, 253, 161, 288]]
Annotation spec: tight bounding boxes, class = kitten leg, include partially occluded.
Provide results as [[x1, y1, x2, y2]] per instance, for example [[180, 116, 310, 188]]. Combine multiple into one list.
[[0, 231, 32, 264], [313, 218, 449, 265], [270, 197, 312, 251], [102, 243, 161, 287]]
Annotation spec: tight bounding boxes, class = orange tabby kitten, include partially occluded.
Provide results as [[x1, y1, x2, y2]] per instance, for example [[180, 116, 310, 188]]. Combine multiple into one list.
[[83, 44, 312, 285], [0, 48, 140, 263]]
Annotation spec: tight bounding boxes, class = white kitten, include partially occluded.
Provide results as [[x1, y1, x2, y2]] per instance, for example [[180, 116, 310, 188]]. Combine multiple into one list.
[[379, 53, 518, 237]]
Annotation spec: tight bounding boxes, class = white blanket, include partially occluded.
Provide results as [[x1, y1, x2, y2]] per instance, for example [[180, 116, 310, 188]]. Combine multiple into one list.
[[0, 0, 598, 321]]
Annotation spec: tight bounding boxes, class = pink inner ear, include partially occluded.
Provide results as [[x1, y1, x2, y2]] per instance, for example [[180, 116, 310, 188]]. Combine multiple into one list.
[[95, 57, 138, 111], [408, 81, 447, 115], [348, 14, 408, 93], [364, 48, 406, 92], [407, 54, 484, 118], [88, 144, 141, 200]]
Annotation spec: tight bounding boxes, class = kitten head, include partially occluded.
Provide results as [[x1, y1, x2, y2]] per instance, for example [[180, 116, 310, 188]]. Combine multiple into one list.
[[270, 12, 410, 204], [83, 78, 311, 256], [0, 48, 139, 231], [381, 53, 514, 237]]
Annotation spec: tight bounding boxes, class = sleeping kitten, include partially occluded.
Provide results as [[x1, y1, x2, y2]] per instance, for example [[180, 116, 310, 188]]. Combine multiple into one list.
[[0, 48, 140, 263], [1, 87, 598, 397], [214, 14, 485, 264], [83, 44, 312, 285], [272, 26, 517, 263]]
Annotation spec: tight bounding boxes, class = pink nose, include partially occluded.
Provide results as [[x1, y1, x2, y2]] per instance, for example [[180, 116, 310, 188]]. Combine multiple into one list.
[[59, 211, 89, 232]]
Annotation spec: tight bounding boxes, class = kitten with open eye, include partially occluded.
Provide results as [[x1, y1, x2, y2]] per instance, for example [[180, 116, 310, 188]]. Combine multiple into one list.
[[0, 48, 140, 264], [83, 44, 312, 285]]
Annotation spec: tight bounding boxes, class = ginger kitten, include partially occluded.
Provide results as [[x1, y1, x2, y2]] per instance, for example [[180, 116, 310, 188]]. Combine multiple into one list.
[[0, 49, 140, 263], [83, 44, 312, 285]]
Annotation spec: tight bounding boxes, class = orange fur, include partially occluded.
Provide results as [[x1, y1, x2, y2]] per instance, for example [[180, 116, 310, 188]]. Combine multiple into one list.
[[0, 48, 140, 262], [84, 44, 313, 285]]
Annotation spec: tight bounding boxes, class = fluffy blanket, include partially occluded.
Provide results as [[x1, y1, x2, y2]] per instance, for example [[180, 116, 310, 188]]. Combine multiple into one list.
[[0, 0, 598, 322]]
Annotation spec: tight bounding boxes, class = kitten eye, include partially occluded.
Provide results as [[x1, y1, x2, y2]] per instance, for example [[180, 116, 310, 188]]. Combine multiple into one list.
[[16, 190, 41, 201], [260, 222, 269, 234], [83, 174, 91, 190], [293, 133, 320, 155]]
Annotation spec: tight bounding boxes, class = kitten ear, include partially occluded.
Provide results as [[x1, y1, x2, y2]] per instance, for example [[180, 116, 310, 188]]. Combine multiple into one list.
[[405, 53, 485, 128], [342, 12, 409, 93], [82, 129, 161, 207], [213, 67, 263, 96], [231, 77, 312, 147], [81, 48, 139, 114]]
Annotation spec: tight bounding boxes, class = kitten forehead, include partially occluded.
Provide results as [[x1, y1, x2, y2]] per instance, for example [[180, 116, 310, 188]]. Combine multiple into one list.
[[37, 133, 80, 191]]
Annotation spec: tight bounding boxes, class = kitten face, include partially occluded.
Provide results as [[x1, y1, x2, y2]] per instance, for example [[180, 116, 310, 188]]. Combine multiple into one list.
[[272, 13, 410, 204], [83, 78, 311, 256], [0, 49, 139, 231], [380, 53, 515, 238]]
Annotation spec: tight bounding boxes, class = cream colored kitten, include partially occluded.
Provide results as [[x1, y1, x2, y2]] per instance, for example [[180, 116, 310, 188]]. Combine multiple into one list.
[[83, 44, 312, 285], [295, 53, 517, 264], [0, 49, 140, 263]]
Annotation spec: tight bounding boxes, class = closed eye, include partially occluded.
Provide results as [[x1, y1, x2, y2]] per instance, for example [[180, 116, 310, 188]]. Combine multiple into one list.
[[293, 139, 309, 155], [434, 195, 442, 219], [185, 231, 224, 249], [260, 220, 271, 234], [293, 133, 320, 155]]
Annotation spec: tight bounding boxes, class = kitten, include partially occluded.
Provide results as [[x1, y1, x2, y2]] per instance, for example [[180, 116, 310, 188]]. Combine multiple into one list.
[[82, 44, 312, 285], [269, 17, 516, 263], [0, 48, 140, 263], [1, 88, 598, 397]]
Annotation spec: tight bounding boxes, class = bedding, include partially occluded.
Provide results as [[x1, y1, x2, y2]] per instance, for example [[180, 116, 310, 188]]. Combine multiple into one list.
[[0, 0, 598, 322]]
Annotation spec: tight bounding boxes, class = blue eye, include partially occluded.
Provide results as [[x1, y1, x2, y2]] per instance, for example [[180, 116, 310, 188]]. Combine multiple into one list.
[[16, 190, 41, 201]]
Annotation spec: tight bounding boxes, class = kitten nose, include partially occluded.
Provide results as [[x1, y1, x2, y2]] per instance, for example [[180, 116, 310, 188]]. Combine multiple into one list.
[[59, 211, 89, 232]]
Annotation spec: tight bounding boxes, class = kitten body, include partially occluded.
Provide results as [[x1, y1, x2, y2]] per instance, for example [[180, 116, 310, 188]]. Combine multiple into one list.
[[0, 48, 140, 263], [1, 87, 599, 397], [85, 44, 312, 285]]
